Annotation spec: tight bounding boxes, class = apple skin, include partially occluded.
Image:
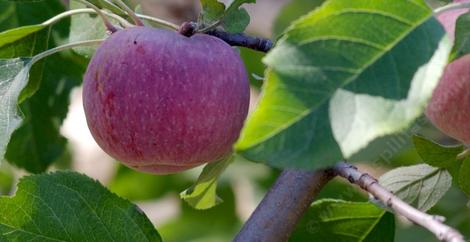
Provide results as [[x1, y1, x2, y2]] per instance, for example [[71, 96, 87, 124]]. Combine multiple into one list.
[[83, 27, 250, 174], [426, 54, 470, 145]]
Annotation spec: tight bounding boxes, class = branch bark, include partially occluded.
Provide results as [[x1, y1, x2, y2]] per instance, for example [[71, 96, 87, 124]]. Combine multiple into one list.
[[205, 29, 273, 53], [233, 169, 335, 242], [333, 162, 465, 242], [178, 22, 274, 53]]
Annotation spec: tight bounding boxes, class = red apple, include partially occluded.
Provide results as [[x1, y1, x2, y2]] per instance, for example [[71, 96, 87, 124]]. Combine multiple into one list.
[[426, 1, 470, 145], [83, 27, 250, 174], [426, 55, 470, 145]]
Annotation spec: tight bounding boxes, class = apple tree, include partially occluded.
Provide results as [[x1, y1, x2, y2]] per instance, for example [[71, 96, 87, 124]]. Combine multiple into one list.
[[0, 0, 469, 241]]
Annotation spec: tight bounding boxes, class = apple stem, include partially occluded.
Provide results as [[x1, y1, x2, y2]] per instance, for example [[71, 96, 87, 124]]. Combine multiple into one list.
[[72, 0, 119, 33], [135, 13, 179, 30], [111, 0, 145, 26], [197, 20, 222, 33]]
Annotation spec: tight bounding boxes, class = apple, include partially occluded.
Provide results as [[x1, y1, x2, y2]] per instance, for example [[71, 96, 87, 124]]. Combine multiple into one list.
[[426, 1, 470, 145], [83, 27, 250, 174], [426, 54, 470, 145]]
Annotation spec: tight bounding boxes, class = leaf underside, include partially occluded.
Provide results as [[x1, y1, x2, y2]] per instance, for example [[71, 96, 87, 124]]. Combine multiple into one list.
[[379, 164, 452, 211]]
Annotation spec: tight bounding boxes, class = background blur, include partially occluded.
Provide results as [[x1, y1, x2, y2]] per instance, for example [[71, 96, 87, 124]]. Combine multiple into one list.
[[0, 0, 469, 241]]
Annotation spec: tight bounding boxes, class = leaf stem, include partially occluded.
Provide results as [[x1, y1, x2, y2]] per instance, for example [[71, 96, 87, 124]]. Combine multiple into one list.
[[333, 161, 465, 242], [42, 8, 132, 28], [111, 0, 144, 26], [42, 9, 96, 26], [457, 148, 470, 160], [434, 2, 470, 16], [135, 13, 179, 30], [72, 0, 118, 32], [197, 20, 222, 33], [31, 39, 104, 65]]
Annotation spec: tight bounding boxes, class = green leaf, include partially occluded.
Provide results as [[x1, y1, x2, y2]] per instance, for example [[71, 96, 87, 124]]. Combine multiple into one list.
[[235, 0, 451, 170], [291, 199, 395, 242], [0, 25, 50, 102], [0, 0, 65, 31], [0, 171, 162, 241], [201, 0, 226, 23], [69, 1, 111, 57], [0, 58, 33, 163], [198, 0, 255, 33], [239, 47, 266, 88], [412, 135, 464, 168], [379, 164, 452, 211], [0, 25, 45, 47], [458, 157, 470, 197], [0, 24, 68, 172], [86, 0, 127, 15], [5, 53, 87, 173], [451, 12, 470, 61], [3, 0, 126, 15], [0, 2, 85, 172], [223, 7, 250, 33], [180, 155, 233, 210], [272, 0, 325, 37], [222, 0, 255, 33], [0, 165, 14, 195], [0, 4, 68, 167], [226, 0, 255, 12]]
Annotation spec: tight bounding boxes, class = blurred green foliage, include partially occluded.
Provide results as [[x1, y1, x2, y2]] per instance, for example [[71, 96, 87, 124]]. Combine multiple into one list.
[[159, 185, 240, 242], [272, 0, 325, 37], [109, 165, 191, 201]]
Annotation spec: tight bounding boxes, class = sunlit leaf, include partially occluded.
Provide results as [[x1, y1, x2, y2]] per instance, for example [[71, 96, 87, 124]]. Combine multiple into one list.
[[180, 155, 233, 210], [236, 0, 451, 170], [0, 58, 33, 162]]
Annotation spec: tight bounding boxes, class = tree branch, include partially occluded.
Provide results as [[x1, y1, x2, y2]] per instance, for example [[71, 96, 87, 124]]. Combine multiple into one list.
[[333, 162, 465, 242], [178, 22, 274, 53], [233, 169, 335, 242], [235, 162, 466, 242], [205, 29, 273, 53]]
